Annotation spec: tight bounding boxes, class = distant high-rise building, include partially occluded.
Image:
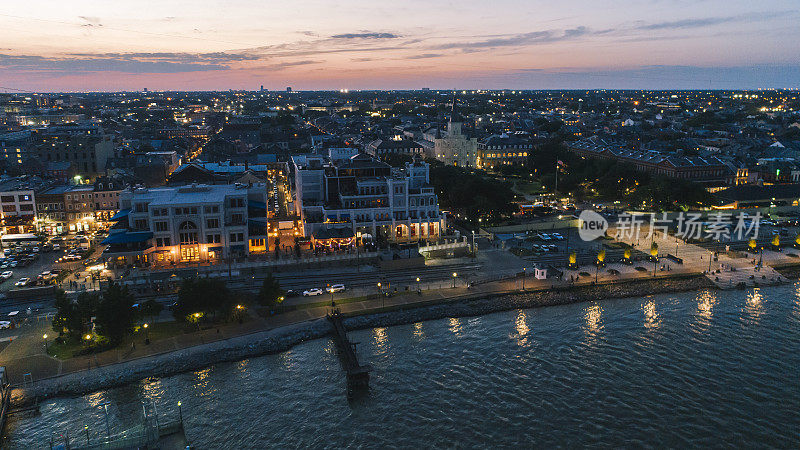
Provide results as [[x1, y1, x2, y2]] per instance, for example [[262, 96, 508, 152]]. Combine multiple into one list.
[[143, 88, 148, 93], [286, 87, 292, 92], [260, 85, 264, 92]]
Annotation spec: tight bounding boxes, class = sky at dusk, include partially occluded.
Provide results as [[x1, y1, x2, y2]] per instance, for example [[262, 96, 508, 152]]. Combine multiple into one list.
[[1, 0, 799, 92]]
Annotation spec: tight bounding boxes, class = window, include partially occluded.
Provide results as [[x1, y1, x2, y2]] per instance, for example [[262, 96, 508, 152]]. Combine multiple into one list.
[[154, 221, 169, 232], [178, 221, 198, 245], [229, 198, 244, 208], [134, 219, 148, 230], [206, 218, 220, 228], [229, 232, 244, 243], [206, 234, 221, 243], [204, 205, 220, 214], [231, 213, 243, 225], [19, 204, 33, 211]]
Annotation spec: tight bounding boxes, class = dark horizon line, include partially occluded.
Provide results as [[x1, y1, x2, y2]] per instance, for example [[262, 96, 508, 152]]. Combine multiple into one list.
[[3, 87, 799, 95]]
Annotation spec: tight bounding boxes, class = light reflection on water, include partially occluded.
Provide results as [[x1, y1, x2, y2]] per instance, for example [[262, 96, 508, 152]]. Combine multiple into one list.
[[448, 317, 462, 336], [5, 285, 800, 449], [583, 303, 603, 338], [513, 310, 530, 346], [373, 327, 388, 354], [412, 322, 424, 340], [642, 298, 660, 329], [744, 288, 764, 323]]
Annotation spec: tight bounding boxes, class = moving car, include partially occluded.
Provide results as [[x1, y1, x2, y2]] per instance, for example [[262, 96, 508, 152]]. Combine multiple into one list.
[[14, 278, 30, 287], [302, 288, 324, 296], [325, 284, 346, 293]]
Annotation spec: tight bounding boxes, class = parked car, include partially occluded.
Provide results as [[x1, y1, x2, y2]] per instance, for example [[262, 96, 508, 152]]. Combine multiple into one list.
[[325, 284, 346, 293], [52, 244, 61, 251], [0, 271, 12, 280], [302, 288, 324, 296], [14, 278, 30, 287], [284, 289, 299, 298], [0, 321, 10, 330]]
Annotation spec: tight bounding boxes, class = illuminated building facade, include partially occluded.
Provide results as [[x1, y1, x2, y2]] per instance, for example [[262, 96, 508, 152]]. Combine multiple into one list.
[[103, 183, 267, 268], [293, 153, 445, 245]]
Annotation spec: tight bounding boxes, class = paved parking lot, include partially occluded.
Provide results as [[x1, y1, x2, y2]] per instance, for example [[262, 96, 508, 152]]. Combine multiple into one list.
[[0, 251, 62, 294]]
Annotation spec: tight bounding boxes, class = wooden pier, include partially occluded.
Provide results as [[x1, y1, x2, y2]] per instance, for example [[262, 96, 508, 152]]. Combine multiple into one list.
[[328, 310, 371, 390]]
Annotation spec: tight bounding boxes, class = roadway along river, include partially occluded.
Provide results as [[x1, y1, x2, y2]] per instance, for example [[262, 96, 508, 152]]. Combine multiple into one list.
[[5, 283, 800, 448]]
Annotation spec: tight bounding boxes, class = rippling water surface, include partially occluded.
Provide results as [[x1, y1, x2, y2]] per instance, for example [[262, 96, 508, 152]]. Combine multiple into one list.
[[6, 284, 800, 448]]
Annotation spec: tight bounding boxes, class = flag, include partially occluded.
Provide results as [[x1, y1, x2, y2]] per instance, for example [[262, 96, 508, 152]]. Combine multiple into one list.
[[556, 160, 566, 167]]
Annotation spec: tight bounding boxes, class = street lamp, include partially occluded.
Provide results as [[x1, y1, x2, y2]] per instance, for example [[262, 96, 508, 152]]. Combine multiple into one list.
[[177, 401, 183, 425], [415, 277, 421, 293], [522, 267, 526, 290], [143, 323, 149, 345], [42, 334, 48, 351], [452, 272, 458, 288]]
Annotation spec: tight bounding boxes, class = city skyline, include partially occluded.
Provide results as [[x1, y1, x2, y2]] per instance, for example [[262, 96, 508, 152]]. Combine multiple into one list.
[[1, 1, 800, 92]]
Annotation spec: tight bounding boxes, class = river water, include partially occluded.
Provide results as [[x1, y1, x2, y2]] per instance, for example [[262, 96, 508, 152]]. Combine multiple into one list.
[[5, 284, 800, 448]]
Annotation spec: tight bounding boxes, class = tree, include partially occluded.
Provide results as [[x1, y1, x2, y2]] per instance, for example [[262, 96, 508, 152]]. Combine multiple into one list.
[[140, 298, 163, 321], [173, 277, 234, 322], [274, 236, 281, 260], [95, 283, 136, 345], [257, 272, 284, 310], [52, 289, 98, 340]]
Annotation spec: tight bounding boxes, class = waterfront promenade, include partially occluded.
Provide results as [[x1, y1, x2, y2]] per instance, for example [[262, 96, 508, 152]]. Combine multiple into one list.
[[3, 265, 711, 390], [2, 237, 797, 401]]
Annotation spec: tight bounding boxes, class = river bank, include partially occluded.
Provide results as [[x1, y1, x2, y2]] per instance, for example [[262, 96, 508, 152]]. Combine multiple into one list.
[[11, 273, 715, 407]]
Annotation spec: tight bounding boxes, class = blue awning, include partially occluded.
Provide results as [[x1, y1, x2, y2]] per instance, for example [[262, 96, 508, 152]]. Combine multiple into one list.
[[101, 231, 153, 245], [249, 201, 267, 210], [110, 209, 131, 221]]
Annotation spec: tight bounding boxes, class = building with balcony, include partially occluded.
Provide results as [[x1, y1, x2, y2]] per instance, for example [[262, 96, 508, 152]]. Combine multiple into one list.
[[102, 183, 267, 268], [292, 153, 445, 246]]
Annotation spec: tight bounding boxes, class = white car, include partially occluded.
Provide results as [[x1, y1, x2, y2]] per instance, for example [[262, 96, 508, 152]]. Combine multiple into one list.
[[52, 244, 61, 251], [325, 284, 346, 293], [0, 271, 12, 280], [0, 321, 10, 330], [14, 278, 29, 287], [302, 288, 324, 297]]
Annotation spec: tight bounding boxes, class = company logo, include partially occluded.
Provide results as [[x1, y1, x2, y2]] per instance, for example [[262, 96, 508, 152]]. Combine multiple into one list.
[[578, 210, 608, 241]]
